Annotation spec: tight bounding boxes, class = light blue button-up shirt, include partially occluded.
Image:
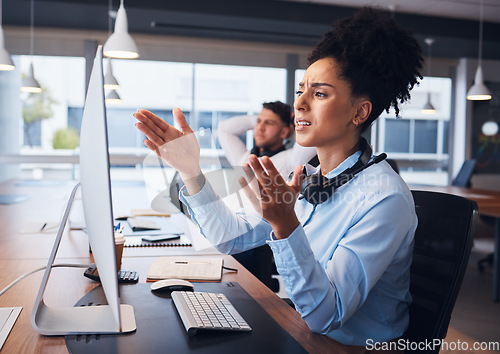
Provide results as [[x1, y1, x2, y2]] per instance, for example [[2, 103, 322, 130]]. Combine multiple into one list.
[[180, 151, 417, 346]]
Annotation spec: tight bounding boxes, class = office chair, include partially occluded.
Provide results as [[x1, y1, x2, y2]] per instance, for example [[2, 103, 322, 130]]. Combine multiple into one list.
[[451, 159, 476, 187], [404, 190, 478, 353]]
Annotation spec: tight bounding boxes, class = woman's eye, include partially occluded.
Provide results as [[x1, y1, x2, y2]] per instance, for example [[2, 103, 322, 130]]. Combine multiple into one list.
[[315, 91, 326, 97], [295, 90, 303, 96]]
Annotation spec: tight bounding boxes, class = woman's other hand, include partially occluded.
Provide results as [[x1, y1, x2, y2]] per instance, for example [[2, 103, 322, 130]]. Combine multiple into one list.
[[239, 155, 304, 239]]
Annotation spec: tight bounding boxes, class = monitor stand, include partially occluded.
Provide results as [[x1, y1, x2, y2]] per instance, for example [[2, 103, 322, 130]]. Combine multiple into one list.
[[30, 183, 136, 335]]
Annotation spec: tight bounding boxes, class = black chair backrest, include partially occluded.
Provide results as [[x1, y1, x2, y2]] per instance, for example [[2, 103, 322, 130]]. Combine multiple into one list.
[[404, 191, 478, 353], [451, 159, 476, 187]]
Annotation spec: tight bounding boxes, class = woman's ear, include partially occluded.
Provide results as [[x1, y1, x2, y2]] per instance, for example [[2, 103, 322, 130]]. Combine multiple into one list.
[[353, 100, 372, 126]]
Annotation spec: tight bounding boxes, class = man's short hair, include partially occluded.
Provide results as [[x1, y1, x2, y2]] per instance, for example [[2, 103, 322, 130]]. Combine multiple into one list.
[[262, 101, 293, 126]]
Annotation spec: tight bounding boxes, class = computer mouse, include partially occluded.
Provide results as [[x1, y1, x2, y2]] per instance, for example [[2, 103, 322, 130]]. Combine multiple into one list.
[[150, 278, 194, 292]]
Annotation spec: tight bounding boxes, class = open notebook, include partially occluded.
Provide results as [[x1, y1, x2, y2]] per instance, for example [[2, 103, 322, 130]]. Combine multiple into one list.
[[147, 256, 223, 281]]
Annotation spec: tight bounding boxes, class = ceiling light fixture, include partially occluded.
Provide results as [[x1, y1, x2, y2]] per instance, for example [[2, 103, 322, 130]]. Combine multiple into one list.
[[104, 59, 119, 90], [481, 121, 498, 136], [104, 0, 120, 89], [105, 89, 122, 104], [103, 0, 139, 59], [0, 0, 15, 71], [467, 0, 491, 101], [421, 38, 436, 115], [20, 0, 41, 93]]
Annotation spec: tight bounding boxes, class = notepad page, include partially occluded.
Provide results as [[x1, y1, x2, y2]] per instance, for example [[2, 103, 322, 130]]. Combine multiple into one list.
[[0, 307, 22, 351], [147, 257, 224, 281]]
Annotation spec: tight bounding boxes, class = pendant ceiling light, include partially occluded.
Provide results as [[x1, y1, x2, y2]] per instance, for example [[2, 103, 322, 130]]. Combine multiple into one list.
[[467, 0, 491, 101], [0, 0, 15, 71], [481, 121, 499, 136], [20, 0, 41, 93], [104, 0, 120, 90], [104, 59, 119, 90], [103, 0, 139, 59], [421, 38, 436, 115], [105, 89, 122, 104]]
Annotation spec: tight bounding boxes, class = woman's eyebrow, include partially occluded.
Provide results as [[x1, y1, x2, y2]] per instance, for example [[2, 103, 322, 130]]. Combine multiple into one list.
[[298, 82, 334, 89], [311, 82, 334, 88]]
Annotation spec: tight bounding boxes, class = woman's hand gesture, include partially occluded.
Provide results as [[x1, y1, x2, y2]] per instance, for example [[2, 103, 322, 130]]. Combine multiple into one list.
[[240, 155, 305, 239]]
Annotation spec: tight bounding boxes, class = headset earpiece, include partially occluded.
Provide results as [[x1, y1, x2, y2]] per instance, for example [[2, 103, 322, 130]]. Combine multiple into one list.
[[299, 138, 386, 205]]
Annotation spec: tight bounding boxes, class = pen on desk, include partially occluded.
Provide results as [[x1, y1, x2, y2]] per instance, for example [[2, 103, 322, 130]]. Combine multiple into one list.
[[40, 222, 47, 232], [174, 261, 210, 265]]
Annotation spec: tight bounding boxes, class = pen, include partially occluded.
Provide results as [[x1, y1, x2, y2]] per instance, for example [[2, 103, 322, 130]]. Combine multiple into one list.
[[40, 222, 47, 232], [174, 261, 210, 265], [114, 223, 124, 232]]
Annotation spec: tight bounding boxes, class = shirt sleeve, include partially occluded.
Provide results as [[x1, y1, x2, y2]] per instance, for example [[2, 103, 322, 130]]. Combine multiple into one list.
[[217, 115, 256, 167], [267, 192, 414, 334], [179, 178, 272, 254]]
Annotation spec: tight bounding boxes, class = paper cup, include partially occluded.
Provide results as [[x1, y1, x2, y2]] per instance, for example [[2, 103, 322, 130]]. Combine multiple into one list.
[[115, 232, 125, 271]]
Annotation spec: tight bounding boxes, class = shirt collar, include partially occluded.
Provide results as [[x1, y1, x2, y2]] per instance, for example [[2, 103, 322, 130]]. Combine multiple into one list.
[[306, 149, 362, 178]]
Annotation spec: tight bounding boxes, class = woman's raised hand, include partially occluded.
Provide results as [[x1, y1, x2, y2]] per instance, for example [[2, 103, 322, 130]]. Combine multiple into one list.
[[134, 108, 201, 180], [239, 155, 304, 239]]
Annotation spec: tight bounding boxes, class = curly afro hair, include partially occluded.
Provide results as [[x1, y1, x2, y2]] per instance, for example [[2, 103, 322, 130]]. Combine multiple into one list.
[[308, 7, 423, 132]]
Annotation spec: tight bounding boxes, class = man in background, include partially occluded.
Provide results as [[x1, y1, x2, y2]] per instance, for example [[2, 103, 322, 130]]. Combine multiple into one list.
[[218, 101, 315, 178]]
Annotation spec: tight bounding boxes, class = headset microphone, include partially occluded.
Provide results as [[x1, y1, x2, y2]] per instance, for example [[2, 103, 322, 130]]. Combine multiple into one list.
[[300, 138, 387, 205]]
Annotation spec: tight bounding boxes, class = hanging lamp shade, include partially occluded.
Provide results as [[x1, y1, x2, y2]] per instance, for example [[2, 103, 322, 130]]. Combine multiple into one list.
[[466, 66, 491, 101], [20, 62, 41, 93], [421, 92, 436, 114], [105, 89, 122, 104], [104, 59, 119, 90], [0, 27, 15, 71], [103, 0, 138, 59]]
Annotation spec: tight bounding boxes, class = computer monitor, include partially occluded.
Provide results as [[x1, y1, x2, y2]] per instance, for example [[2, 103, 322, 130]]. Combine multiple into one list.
[[31, 45, 136, 335]]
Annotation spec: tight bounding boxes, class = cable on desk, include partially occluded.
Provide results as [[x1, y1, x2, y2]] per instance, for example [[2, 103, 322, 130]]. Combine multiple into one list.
[[0, 263, 94, 297]]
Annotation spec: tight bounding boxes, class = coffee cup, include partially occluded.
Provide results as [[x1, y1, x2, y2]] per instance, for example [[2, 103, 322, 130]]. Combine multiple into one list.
[[114, 232, 125, 271]]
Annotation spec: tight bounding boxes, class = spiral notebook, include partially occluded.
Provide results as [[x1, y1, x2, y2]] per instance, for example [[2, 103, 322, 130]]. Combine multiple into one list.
[[124, 234, 192, 247]]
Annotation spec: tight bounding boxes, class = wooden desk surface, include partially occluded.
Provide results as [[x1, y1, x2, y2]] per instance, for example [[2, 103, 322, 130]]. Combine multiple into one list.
[[410, 185, 500, 219], [0, 179, 360, 354]]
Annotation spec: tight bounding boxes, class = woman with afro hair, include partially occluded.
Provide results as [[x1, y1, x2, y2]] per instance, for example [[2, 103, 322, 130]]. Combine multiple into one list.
[[135, 7, 423, 347]]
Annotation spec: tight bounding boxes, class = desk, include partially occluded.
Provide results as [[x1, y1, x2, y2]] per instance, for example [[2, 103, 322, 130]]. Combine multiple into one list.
[[0, 179, 360, 353], [410, 185, 500, 302]]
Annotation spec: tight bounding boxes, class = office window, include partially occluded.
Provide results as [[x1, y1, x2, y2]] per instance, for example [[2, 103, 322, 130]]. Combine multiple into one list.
[[385, 119, 410, 153], [18, 55, 85, 150], [11, 55, 287, 178], [414, 120, 438, 153], [374, 77, 452, 185], [193, 64, 286, 149]]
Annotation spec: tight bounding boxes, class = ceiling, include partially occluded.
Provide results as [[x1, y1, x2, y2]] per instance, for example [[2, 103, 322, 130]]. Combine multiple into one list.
[[3, 0, 500, 60], [288, 0, 500, 23]]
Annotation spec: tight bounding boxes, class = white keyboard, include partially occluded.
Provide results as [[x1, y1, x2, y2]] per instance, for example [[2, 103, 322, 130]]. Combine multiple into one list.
[[172, 291, 252, 336]]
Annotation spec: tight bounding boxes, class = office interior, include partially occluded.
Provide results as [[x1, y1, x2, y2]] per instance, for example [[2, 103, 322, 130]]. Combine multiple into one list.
[[1, 0, 500, 351]]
